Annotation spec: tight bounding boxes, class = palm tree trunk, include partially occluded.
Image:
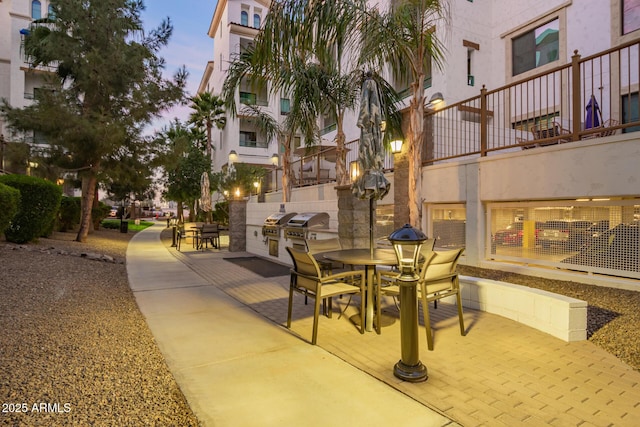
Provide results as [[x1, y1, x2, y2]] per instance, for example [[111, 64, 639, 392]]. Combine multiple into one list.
[[409, 76, 425, 228], [335, 112, 348, 186]]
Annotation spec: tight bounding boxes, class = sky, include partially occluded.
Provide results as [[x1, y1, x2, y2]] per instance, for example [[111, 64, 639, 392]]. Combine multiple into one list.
[[141, 0, 218, 135]]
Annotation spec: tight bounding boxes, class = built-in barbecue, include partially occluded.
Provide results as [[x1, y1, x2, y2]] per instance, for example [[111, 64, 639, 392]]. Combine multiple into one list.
[[262, 211, 298, 257], [284, 212, 331, 248]]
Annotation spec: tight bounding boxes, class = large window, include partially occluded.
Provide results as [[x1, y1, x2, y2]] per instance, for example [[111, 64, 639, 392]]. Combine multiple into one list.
[[240, 10, 248, 26], [623, 0, 640, 35], [622, 92, 640, 133], [253, 13, 261, 28], [512, 19, 559, 76]]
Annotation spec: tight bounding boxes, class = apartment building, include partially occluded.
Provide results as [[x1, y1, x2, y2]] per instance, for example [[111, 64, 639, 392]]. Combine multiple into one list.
[[206, 1, 640, 286]]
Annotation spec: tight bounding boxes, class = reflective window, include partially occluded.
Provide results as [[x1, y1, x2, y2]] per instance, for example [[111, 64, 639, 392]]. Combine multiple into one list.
[[623, 0, 640, 34], [253, 13, 261, 28], [512, 19, 559, 76], [241, 11, 248, 26]]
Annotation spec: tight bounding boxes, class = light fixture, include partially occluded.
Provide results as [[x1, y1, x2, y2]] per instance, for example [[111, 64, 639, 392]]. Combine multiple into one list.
[[390, 139, 404, 154], [388, 224, 427, 276], [229, 150, 238, 164], [427, 92, 444, 107], [349, 161, 360, 181], [270, 153, 279, 167], [387, 223, 429, 382], [234, 187, 240, 198], [380, 120, 387, 132]]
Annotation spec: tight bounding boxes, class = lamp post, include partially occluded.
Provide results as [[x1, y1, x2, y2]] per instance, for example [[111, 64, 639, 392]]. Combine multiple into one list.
[[388, 224, 428, 382], [270, 153, 279, 191]]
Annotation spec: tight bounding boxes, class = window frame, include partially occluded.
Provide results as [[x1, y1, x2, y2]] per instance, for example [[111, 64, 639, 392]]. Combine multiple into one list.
[[504, 7, 567, 83], [31, 0, 42, 19]]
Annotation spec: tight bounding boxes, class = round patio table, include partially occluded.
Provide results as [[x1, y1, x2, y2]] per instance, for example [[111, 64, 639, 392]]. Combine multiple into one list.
[[322, 248, 398, 332]]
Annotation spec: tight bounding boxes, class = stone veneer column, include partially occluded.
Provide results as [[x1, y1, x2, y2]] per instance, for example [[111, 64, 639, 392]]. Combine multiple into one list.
[[228, 199, 247, 252], [393, 150, 410, 228], [336, 185, 372, 249]]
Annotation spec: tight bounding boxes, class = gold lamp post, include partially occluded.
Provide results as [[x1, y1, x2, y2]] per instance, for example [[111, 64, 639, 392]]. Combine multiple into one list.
[[388, 224, 428, 382]]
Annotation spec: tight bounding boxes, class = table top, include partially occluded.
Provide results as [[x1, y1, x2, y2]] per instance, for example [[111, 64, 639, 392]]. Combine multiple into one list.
[[321, 248, 398, 266]]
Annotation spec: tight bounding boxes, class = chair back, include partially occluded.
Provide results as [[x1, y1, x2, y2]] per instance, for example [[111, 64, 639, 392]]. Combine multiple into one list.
[[286, 246, 322, 291], [305, 237, 341, 254], [418, 238, 436, 270], [419, 248, 465, 286], [200, 223, 219, 236]]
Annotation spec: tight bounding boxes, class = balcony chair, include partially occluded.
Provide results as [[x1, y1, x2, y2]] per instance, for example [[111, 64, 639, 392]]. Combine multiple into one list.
[[285, 246, 365, 345], [376, 246, 466, 351]]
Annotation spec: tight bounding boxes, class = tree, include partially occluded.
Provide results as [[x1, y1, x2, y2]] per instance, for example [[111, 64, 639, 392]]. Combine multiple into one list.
[[188, 92, 227, 164], [358, 0, 450, 226], [153, 120, 207, 222], [1, 0, 186, 242], [222, 0, 403, 195]]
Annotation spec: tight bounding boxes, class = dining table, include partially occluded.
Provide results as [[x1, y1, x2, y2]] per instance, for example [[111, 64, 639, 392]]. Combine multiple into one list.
[[321, 248, 399, 332]]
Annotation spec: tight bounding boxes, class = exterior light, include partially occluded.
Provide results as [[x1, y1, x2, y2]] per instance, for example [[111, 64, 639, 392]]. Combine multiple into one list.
[[380, 120, 387, 132], [270, 153, 279, 167], [427, 92, 444, 107], [349, 161, 360, 181], [387, 223, 429, 382], [223, 190, 229, 197], [229, 150, 238, 164], [234, 187, 240, 198], [390, 139, 403, 154]]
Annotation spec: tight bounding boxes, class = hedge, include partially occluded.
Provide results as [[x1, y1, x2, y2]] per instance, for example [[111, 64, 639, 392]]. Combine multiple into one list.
[[0, 174, 62, 243], [0, 182, 21, 235]]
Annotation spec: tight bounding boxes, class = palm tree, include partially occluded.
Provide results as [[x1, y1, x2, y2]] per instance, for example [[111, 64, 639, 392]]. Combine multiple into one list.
[[358, 0, 450, 226], [188, 92, 227, 164]]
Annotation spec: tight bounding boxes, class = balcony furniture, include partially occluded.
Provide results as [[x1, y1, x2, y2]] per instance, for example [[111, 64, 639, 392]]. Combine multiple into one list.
[[285, 246, 366, 345], [530, 121, 572, 146], [305, 237, 343, 275], [582, 118, 620, 139]]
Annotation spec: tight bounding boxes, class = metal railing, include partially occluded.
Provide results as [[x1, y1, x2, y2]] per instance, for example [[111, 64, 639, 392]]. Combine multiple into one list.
[[274, 39, 640, 190], [427, 39, 640, 163]]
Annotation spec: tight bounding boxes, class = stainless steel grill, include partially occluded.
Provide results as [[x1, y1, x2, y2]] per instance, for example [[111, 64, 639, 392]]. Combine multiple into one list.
[[262, 212, 298, 238], [284, 212, 330, 241]]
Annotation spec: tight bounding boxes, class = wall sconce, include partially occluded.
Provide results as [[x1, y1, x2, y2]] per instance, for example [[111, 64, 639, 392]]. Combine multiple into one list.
[[270, 153, 279, 167], [349, 161, 360, 181], [229, 150, 238, 164], [253, 180, 260, 194], [390, 139, 403, 154], [426, 92, 444, 108], [234, 187, 241, 198]]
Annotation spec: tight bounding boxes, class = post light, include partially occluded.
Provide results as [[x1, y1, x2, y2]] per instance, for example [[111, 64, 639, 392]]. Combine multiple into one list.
[[223, 190, 229, 198], [388, 224, 429, 382], [390, 139, 404, 154], [270, 153, 279, 167], [234, 187, 240, 198], [253, 180, 260, 195]]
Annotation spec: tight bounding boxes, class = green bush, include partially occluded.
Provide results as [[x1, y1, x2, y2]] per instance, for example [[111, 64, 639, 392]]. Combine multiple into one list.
[[0, 182, 21, 235], [57, 196, 82, 232], [92, 201, 111, 230], [0, 174, 62, 243], [101, 219, 121, 229]]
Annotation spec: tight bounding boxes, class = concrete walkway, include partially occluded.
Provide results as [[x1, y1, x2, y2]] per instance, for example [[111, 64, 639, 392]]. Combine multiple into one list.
[[127, 223, 640, 426], [127, 223, 456, 427]]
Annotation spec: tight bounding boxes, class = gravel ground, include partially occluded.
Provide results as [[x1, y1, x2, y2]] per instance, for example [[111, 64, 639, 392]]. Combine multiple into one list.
[[0, 227, 200, 427]]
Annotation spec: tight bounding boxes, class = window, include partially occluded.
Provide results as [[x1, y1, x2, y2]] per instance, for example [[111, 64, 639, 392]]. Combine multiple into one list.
[[512, 19, 559, 76], [280, 98, 290, 115], [253, 13, 261, 28], [47, 4, 55, 19], [240, 131, 257, 147], [623, 0, 640, 34], [622, 92, 640, 133], [31, 0, 41, 19], [512, 112, 559, 132], [240, 11, 248, 26]]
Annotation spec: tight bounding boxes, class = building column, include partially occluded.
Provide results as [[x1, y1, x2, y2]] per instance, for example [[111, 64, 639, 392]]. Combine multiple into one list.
[[336, 185, 371, 249], [229, 199, 247, 252]]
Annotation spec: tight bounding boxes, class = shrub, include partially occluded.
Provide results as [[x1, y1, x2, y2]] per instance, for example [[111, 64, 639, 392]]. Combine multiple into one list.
[[0, 174, 62, 243], [92, 201, 111, 230], [0, 182, 21, 235], [57, 196, 82, 232]]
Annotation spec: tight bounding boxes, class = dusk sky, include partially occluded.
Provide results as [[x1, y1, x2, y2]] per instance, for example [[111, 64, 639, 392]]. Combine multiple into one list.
[[142, 0, 218, 134]]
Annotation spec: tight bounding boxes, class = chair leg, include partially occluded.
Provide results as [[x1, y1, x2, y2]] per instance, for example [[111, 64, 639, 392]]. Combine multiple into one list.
[[312, 294, 322, 345], [455, 291, 466, 336], [359, 289, 365, 335], [287, 276, 295, 329], [375, 284, 382, 335], [420, 290, 435, 351]]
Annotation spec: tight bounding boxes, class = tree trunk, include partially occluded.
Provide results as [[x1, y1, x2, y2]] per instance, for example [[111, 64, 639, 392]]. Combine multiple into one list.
[[408, 76, 425, 228], [76, 168, 99, 242], [335, 112, 348, 186], [281, 134, 293, 202]]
